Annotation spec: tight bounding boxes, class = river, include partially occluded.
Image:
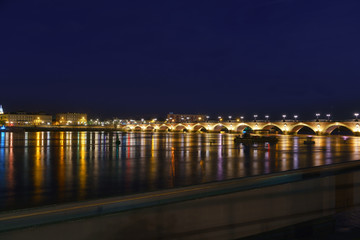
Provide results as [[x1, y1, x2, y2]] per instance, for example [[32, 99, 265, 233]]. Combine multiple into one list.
[[0, 131, 359, 212]]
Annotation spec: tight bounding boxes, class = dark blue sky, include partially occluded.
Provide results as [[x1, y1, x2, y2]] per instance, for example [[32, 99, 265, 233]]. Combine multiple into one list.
[[1, 0, 360, 120]]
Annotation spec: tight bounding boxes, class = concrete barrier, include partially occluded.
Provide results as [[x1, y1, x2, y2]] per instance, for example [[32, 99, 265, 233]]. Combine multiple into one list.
[[1, 162, 360, 239]]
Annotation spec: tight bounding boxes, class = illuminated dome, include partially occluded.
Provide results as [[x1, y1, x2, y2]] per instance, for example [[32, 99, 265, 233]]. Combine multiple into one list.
[[0, 105, 3, 114]]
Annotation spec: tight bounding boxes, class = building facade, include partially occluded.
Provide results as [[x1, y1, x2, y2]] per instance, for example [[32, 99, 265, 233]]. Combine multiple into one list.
[[56, 113, 87, 125], [0, 112, 52, 126], [166, 113, 207, 123]]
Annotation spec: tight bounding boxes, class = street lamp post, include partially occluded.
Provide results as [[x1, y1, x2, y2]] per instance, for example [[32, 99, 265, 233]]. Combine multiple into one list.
[[326, 114, 331, 122], [253, 115, 258, 122], [228, 116, 232, 122], [206, 116, 209, 122], [240, 116, 244, 122], [355, 113, 359, 122], [294, 115, 298, 122], [315, 113, 320, 122], [282, 115, 286, 122], [265, 115, 269, 122], [218, 116, 221, 122]]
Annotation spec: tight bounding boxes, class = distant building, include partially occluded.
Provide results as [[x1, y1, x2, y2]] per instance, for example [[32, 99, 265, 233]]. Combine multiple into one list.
[[166, 113, 207, 123], [0, 112, 52, 126], [0, 105, 3, 115], [56, 113, 87, 125]]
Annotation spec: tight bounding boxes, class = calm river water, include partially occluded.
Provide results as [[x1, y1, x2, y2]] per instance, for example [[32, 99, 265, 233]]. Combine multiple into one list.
[[0, 131, 360, 211]]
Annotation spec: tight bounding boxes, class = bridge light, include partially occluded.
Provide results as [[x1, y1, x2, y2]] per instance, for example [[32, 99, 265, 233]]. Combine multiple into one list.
[[228, 116, 232, 122], [355, 113, 359, 121], [265, 115, 269, 122], [294, 115, 298, 122], [240, 116, 244, 122], [315, 113, 320, 122], [282, 115, 286, 122], [253, 115, 257, 122]]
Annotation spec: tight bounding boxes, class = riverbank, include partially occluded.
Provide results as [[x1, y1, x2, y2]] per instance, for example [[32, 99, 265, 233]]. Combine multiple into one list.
[[0, 126, 119, 132]]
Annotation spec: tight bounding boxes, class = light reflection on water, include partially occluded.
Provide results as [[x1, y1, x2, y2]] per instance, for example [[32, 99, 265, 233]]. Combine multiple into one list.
[[0, 131, 360, 211]]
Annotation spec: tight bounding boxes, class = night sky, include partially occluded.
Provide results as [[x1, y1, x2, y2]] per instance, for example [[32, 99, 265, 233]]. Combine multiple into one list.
[[1, 0, 360, 120]]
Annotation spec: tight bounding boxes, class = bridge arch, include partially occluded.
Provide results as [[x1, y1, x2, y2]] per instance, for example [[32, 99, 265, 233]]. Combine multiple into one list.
[[174, 124, 188, 132], [145, 125, 154, 131], [290, 124, 317, 135], [134, 126, 142, 131], [193, 124, 207, 132], [213, 124, 229, 133], [159, 125, 170, 131], [123, 126, 131, 131], [325, 124, 354, 135], [234, 124, 253, 133], [262, 124, 283, 134]]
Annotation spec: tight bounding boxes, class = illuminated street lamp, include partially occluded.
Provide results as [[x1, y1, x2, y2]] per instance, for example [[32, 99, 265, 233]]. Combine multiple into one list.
[[326, 114, 331, 121], [282, 115, 286, 122], [240, 116, 244, 122], [265, 115, 269, 122], [206, 116, 210, 122], [186, 117, 190, 123], [294, 115, 298, 122], [315, 113, 320, 122], [218, 116, 222, 122], [181, 117, 184, 122], [355, 113, 359, 122], [228, 116, 232, 122], [253, 115, 258, 122]]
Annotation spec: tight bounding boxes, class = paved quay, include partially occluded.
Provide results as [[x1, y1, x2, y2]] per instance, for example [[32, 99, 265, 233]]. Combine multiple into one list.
[[1, 161, 360, 239]]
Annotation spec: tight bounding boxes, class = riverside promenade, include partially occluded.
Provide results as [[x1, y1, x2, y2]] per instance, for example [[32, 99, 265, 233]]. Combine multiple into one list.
[[1, 161, 360, 239]]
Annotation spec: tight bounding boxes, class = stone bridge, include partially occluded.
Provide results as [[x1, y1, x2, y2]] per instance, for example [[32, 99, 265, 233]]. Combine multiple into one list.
[[121, 121, 360, 135]]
